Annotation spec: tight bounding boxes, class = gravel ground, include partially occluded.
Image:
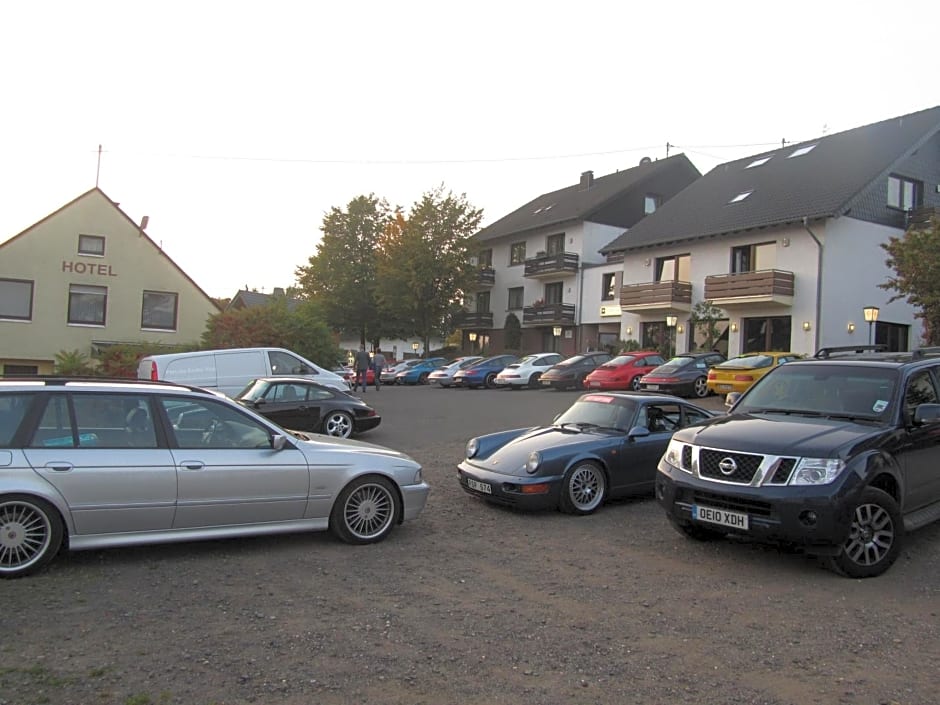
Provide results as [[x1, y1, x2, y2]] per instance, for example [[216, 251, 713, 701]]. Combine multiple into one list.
[[2, 386, 938, 705]]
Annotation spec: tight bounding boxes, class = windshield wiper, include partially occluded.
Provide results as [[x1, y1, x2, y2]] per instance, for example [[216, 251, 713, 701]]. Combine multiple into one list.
[[746, 408, 823, 417]]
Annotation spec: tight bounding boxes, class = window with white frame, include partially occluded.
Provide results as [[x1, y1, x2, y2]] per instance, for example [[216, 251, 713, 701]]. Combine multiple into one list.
[[141, 291, 179, 330], [887, 175, 922, 211], [510, 242, 526, 265], [601, 273, 617, 301], [68, 284, 107, 325], [78, 234, 105, 256], [0, 278, 34, 320]]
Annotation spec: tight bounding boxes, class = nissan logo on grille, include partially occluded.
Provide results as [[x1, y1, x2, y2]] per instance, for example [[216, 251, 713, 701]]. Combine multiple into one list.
[[718, 457, 738, 476]]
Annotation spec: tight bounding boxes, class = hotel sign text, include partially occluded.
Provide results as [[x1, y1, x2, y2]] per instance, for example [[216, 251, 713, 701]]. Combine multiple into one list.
[[62, 261, 117, 276]]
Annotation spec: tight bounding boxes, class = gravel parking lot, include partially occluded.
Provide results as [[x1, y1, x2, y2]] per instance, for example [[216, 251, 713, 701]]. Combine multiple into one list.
[[3, 385, 938, 705]]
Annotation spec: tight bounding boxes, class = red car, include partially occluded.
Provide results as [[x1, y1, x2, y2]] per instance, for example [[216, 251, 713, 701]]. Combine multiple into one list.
[[582, 352, 666, 391], [342, 367, 375, 386]]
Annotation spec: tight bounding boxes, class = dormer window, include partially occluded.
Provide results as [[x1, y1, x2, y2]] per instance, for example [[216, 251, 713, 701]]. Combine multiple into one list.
[[887, 175, 922, 211], [78, 234, 105, 256], [728, 190, 753, 204], [787, 144, 817, 158], [644, 194, 662, 214]]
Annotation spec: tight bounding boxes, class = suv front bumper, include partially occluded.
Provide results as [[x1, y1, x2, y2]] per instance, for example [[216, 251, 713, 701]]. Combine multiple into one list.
[[655, 460, 864, 554]]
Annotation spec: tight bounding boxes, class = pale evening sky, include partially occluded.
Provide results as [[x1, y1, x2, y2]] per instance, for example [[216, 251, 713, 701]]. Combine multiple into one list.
[[1, 0, 938, 299]]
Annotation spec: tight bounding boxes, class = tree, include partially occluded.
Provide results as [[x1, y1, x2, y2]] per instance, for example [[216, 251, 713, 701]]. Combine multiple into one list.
[[374, 186, 483, 351], [202, 299, 340, 368], [503, 312, 521, 352], [295, 195, 395, 346], [690, 300, 725, 351], [880, 216, 940, 345]]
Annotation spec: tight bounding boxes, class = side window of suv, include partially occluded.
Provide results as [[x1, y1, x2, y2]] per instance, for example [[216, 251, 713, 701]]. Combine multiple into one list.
[[903, 370, 939, 423]]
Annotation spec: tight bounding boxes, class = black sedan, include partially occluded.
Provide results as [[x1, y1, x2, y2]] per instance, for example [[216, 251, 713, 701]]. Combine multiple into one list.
[[457, 392, 715, 514], [638, 352, 726, 398], [234, 377, 381, 438]]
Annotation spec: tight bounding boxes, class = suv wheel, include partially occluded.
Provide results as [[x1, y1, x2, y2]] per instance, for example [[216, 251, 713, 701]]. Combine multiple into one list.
[[827, 487, 902, 578], [0, 495, 64, 578]]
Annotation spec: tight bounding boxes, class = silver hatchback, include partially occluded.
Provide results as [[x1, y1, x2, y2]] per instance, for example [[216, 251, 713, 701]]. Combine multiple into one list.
[[0, 378, 429, 578]]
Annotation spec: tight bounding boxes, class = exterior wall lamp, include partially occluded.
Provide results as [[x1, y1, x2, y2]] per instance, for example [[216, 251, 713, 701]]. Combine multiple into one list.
[[847, 322, 856, 334], [802, 321, 812, 332]]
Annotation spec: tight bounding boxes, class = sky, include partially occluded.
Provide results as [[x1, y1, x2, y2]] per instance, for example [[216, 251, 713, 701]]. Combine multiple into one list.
[[2, 1, 939, 299]]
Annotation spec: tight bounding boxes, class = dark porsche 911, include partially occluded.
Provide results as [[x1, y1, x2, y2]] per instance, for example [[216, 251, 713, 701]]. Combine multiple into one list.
[[234, 377, 380, 439], [457, 392, 715, 514]]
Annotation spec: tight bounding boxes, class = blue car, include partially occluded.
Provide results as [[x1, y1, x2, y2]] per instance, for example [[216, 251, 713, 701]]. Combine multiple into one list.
[[458, 392, 715, 514], [452, 354, 519, 389], [395, 358, 447, 385]]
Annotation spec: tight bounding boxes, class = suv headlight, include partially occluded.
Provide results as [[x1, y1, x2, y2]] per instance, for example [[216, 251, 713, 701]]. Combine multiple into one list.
[[789, 458, 845, 485], [663, 438, 686, 471]]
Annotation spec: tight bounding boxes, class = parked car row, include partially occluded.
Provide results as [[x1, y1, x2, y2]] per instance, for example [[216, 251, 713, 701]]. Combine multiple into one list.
[[459, 344, 940, 579]]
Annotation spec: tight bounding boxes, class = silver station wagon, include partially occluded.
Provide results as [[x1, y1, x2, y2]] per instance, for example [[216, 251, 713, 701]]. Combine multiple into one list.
[[0, 378, 430, 578]]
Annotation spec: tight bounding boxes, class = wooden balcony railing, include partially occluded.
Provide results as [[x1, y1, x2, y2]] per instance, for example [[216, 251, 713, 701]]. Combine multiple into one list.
[[619, 280, 692, 312], [522, 303, 576, 326], [457, 311, 493, 329], [704, 269, 794, 304], [476, 267, 495, 287], [524, 251, 579, 278], [907, 207, 940, 230]]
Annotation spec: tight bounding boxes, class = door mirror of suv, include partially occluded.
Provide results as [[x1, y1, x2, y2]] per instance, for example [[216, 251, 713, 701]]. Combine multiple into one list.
[[913, 403, 940, 425]]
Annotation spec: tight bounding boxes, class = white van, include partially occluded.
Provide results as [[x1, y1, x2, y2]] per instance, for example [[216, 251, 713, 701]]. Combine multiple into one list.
[[137, 347, 351, 396]]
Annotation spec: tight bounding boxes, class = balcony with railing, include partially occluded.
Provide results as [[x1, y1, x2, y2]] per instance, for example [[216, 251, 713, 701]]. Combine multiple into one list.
[[908, 207, 940, 230], [704, 269, 795, 307], [457, 311, 493, 329], [619, 280, 692, 313], [522, 303, 576, 326], [476, 267, 495, 287], [524, 251, 579, 279]]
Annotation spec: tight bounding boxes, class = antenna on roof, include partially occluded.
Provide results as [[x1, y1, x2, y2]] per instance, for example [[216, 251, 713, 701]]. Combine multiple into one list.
[[95, 144, 102, 187], [666, 142, 672, 157]]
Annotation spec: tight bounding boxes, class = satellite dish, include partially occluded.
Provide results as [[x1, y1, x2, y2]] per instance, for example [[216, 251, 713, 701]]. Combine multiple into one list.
[[639, 156, 652, 165]]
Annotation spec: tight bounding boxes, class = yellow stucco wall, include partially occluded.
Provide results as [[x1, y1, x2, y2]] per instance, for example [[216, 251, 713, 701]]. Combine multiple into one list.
[[0, 189, 220, 370]]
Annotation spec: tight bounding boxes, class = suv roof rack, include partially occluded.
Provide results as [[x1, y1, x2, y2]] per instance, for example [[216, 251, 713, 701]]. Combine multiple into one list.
[[814, 345, 887, 359], [910, 346, 940, 360]]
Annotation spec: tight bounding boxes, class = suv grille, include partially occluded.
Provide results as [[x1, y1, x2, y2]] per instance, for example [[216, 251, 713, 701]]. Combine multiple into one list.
[[699, 449, 762, 483]]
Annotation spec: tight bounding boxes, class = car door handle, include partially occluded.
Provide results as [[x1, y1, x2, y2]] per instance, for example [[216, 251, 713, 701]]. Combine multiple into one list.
[[46, 463, 74, 472], [180, 461, 205, 470]]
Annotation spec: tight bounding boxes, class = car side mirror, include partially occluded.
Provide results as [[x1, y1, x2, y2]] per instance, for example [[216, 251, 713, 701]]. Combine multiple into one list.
[[253, 399, 266, 407], [627, 426, 650, 439], [272, 434, 288, 450], [913, 403, 940, 425], [725, 392, 742, 410]]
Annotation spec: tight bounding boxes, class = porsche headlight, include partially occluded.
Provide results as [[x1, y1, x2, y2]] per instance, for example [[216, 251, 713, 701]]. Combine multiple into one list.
[[525, 451, 541, 474], [466, 438, 480, 459], [790, 457, 845, 485]]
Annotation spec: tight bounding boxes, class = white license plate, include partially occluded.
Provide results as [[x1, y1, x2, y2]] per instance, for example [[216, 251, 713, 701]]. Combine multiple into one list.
[[645, 384, 659, 390], [466, 478, 492, 494], [590, 382, 602, 387], [717, 384, 733, 391], [693, 505, 748, 530]]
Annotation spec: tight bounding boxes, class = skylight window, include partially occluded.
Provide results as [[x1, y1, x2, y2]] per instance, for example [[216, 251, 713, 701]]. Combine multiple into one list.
[[746, 156, 772, 169], [728, 190, 753, 204], [788, 144, 817, 158]]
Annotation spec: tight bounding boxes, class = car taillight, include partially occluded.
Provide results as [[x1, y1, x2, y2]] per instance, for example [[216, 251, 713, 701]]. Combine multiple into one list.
[[150, 361, 158, 381], [659, 377, 680, 383], [733, 374, 754, 381], [707, 372, 716, 380]]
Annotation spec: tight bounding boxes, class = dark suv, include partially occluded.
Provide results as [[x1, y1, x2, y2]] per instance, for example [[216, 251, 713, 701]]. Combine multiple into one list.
[[656, 346, 940, 578]]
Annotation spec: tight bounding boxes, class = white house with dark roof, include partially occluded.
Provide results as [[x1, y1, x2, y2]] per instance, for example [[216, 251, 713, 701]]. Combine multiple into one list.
[[464, 155, 701, 355], [601, 105, 940, 357]]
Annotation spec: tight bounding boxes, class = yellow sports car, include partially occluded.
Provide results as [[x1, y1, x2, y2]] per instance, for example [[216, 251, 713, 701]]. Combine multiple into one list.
[[705, 352, 803, 395]]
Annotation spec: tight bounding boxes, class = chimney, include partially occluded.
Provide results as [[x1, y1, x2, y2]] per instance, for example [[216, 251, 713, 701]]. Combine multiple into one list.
[[139, 215, 149, 230], [580, 170, 594, 190], [273, 287, 286, 297]]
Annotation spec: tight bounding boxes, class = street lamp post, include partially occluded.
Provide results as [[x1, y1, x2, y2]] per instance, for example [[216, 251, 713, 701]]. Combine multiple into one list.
[[412, 341, 420, 358], [468, 331, 477, 354], [863, 306, 880, 345], [552, 326, 562, 353], [665, 315, 678, 358]]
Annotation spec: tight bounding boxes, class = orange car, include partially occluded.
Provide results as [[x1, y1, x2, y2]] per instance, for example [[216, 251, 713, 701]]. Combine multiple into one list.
[[705, 351, 803, 395]]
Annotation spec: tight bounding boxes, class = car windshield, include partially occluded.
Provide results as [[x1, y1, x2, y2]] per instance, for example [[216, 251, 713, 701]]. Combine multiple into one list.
[[656, 357, 694, 373], [554, 395, 637, 431], [517, 355, 539, 365], [718, 354, 774, 370], [234, 379, 266, 401], [557, 355, 589, 367], [606, 355, 637, 367], [734, 364, 898, 419]]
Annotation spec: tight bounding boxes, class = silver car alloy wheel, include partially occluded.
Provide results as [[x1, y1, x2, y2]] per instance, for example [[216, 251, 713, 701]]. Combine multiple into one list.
[[843, 502, 895, 567], [343, 482, 395, 540], [0, 499, 54, 575], [566, 464, 605, 512], [324, 411, 354, 438]]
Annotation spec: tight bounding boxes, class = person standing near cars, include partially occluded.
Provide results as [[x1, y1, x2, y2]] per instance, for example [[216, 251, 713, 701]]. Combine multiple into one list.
[[372, 348, 387, 391], [354, 345, 371, 393]]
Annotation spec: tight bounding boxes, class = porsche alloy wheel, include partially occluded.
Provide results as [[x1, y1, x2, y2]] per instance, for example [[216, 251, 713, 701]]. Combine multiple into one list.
[[693, 376, 709, 398], [559, 463, 606, 515], [322, 411, 354, 438]]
